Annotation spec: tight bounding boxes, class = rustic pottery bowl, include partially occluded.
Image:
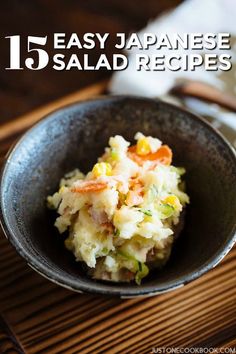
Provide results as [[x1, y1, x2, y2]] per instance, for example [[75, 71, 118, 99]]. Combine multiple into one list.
[[1, 96, 236, 297]]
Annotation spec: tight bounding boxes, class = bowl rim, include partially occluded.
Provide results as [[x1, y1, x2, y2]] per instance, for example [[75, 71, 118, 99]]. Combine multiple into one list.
[[1, 95, 236, 297]]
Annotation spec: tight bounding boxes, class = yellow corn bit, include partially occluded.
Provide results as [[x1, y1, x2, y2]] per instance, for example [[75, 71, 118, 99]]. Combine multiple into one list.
[[144, 215, 153, 222], [59, 186, 66, 194], [163, 195, 181, 211], [92, 162, 112, 177], [136, 137, 151, 156]]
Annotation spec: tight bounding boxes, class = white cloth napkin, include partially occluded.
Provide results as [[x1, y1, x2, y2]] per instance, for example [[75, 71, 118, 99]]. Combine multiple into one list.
[[110, 0, 236, 140]]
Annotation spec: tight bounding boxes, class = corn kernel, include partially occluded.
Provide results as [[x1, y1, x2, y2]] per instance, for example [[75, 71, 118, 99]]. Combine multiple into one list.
[[136, 138, 151, 156], [144, 215, 153, 222], [92, 162, 112, 177], [163, 195, 182, 211], [59, 186, 66, 194]]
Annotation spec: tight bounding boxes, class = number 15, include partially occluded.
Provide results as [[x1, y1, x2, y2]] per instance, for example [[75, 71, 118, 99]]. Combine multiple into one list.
[[5, 35, 49, 70]]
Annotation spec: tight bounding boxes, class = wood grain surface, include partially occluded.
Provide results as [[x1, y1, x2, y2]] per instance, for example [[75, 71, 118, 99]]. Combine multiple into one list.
[[0, 81, 236, 354]]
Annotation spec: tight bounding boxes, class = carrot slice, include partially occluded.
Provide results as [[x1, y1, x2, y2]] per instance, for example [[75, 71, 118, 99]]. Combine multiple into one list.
[[146, 145, 172, 165], [128, 145, 172, 166], [71, 181, 107, 193]]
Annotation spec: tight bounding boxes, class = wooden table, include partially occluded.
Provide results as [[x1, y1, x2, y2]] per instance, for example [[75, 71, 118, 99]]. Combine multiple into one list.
[[0, 81, 236, 353], [0, 1, 236, 351]]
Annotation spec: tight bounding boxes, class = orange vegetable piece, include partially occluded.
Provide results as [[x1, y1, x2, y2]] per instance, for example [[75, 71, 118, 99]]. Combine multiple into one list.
[[128, 145, 172, 166], [71, 181, 107, 193]]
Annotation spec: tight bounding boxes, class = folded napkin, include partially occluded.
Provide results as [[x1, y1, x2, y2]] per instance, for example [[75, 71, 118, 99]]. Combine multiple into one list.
[[110, 0, 236, 146]]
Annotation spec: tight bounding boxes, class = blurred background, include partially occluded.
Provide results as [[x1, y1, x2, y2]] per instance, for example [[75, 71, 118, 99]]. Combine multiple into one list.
[[0, 0, 182, 123]]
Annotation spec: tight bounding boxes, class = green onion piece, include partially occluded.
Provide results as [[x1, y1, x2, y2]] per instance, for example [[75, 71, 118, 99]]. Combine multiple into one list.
[[135, 262, 149, 285], [117, 250, 139, 272], [137, 208, 152, 217], [156, 203, 174, 219], [114, 229, 120, 237], [102, 247, 108, 254], [142, 210, 152, 216]]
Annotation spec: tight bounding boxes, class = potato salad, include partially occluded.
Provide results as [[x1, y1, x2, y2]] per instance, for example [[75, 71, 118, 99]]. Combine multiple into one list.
[[48, 133, 189, 284]]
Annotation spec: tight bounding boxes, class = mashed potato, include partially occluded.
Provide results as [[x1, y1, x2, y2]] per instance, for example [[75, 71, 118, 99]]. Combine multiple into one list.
[[47, 133, 189, 284]]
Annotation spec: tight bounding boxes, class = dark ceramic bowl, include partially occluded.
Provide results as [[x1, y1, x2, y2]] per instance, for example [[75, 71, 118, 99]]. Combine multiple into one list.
[[1, 96, 236, 297]]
